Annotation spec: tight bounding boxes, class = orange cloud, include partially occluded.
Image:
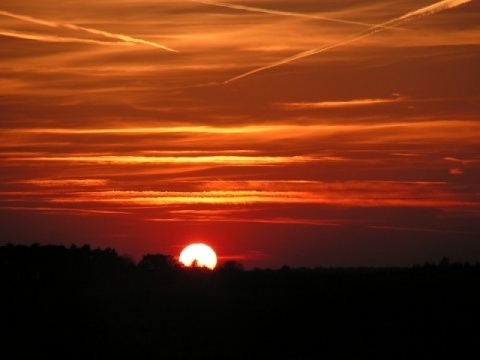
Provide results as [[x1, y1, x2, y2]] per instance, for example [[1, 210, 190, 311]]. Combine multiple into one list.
[[0, 30, 130, 46], [190, 0, 398, 28], [449, 168, 463, 175], [1, 0, 479, 267], [224, 0, 472, 83], [444, 157, 480, 165], [36, 180, 475, 210], [7, 154, 316, 166], [0, 206, 128, 216], [278, 95, 404, 109], [0, 10, 177, 51]]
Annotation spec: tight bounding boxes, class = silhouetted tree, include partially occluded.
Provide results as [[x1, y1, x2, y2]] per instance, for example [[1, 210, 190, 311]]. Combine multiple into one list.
[[439, 256, 450, 267], [218, 260, 244, 272], [138, 254, 179, 274], [1, 243, 480, 359]]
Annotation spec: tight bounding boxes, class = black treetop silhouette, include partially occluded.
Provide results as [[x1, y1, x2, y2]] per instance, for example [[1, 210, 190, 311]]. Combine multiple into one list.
[[1, 243, 479, 359]]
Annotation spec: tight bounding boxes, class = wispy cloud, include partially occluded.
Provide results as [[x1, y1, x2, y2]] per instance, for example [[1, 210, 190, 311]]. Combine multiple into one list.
[[1, 0, 479, 267], [3, 121, 479, 156], [191, 0, 398, 29], [444, 156, 480, 164], [0, 29, 129, 46], [0, 10, 177, 51], [444, 156, 480, 175], [224, 0, 471, 83], [62, 23, 177, 52], [216, 250, 268, 262], [28, 180, 476, 209], [279, 95, 404, 109], [150, 213, 343, 227], [18, 179, 109, 187], [449, 168, 463, 175], [0, 10, 57, 27], [6, 154, 315, 166], [156, 208, 347, 227], [0, 206, 129, 216]]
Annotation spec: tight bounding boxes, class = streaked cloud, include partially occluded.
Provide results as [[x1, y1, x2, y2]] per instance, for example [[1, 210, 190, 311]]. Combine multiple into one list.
[[6, 154, 316, 166], [278, 95, 404, 109], [0, 206, 129, 216], [6, 179, 475, 210], [216, 250, 269, 262], [0, 29, 130, 46], [444, 156, 480, 165], [190, 0, 398, 29], [0, 10, 177, 51], [18, 179, 109, 187], [449, 168, 463, 175], [224, 0, 472, 83], [1, 0, 479, 267]]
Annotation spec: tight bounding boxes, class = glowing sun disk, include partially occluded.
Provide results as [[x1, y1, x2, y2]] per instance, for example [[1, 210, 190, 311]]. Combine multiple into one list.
[[179, 243, 217, 269]]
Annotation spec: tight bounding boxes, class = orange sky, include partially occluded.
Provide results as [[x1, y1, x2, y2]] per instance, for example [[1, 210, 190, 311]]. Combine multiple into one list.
[[1, 0, 479, 268]]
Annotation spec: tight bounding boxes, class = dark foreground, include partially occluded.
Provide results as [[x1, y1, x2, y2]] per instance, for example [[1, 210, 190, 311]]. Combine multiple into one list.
[[1, 244, 479, 359]]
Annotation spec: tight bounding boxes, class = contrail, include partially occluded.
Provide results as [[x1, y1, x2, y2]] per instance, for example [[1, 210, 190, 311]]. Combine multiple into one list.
[[224, 0, 471, 83], [0, 10, 57, 27], [0, 29, 130, 46], [190, 0, 400, 29], [0, 10, 177, 52], [61, 24, 177, 52]]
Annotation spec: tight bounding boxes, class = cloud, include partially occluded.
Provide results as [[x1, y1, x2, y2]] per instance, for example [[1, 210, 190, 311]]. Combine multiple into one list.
[[152, 207, 332, 225], [216, 250, 269, 261], [0, 29, 129, 46], [444, 156, 480, 164], [278, 95, 404, 109], [190, 0, 399, 29], [0, 206, 128, 216], [0, 10, 177, 51], [449, 168, 463, 175], [7, 154, 316, 166], [0, 10, 58, 27], [62, 23, 178, 52], [224, 0, 472, 83], [18, 179, 109, 187], [35, 180, 475, 209], [4, 120, 479, 156]]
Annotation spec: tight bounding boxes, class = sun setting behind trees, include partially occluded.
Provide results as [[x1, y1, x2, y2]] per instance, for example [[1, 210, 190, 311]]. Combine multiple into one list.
[[179, 243, 218, 270], [1, 1, 479, 357], [2, 243, 479, 358]]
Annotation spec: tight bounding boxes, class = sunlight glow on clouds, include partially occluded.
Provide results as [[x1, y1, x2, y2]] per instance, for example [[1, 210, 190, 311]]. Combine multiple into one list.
[[0, 10, 177, 51], [1, 0, 479, 267], [8, 155, 316, 166], [0, 30, 131, 46], [5, 179, 476, 209], [278, 95, 404, 109], [223, 0, 473, 83]]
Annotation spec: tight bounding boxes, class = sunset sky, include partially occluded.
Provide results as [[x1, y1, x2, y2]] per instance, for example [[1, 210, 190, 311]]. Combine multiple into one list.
[[1, 0, 479, 268]]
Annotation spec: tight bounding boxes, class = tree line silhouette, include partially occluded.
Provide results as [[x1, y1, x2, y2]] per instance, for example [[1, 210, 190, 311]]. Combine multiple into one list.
[[1, 243, 479, 359]]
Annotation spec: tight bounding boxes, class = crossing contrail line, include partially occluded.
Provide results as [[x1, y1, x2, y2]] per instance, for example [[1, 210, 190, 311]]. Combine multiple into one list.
[[0, 29, 130, 46], [190, 0, 400, 29], [224, 0, 471, 84], [0, 10, 177, 52]]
